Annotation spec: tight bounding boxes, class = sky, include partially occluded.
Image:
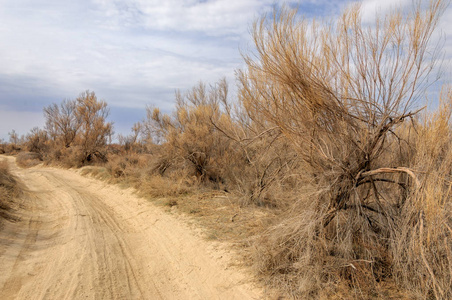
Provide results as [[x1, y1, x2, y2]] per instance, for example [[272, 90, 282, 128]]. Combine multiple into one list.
[[0, 0, 451, 141]]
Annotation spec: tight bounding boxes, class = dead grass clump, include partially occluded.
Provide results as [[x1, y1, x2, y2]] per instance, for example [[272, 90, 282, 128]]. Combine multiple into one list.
[[137, 171, 196, 198], [80, 166, 111, 181], [16, 152, 43, 168], [46, 146, 85, 168], [0, 141, 5, 154], [0, 159, 21, 220], [389, 88, 452, 299], [25, 127, 48, 155], [106, 153, 151, 179], [46, 145, 110, 169], [2, 144, 21, 155], [93, 151, 195, 198]]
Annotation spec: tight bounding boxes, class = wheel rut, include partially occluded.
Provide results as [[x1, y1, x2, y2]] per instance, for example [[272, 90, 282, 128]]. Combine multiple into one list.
[[0, 157, 261, 300]]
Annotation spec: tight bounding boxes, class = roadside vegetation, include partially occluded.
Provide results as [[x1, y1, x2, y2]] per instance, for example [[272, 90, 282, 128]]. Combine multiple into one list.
[[2, 0, 452, 298], [0, 159, 21, 222]]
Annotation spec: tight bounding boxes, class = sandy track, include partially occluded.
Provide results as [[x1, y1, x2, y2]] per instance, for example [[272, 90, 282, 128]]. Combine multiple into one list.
[[0, 157, 261, 299]]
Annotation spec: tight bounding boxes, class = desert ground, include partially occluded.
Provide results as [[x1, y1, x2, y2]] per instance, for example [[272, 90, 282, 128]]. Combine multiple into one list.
[[0, 156, 261, 299]]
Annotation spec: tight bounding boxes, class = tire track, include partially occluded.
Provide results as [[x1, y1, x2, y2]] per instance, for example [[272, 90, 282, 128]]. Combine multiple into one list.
[[0, 157, 261, 300]]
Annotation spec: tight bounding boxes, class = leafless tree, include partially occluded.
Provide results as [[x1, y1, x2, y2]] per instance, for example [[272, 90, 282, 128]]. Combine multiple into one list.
[[44, 99, 81, 148], [8, 130, 18, 146], [75, 90, 113, 163]]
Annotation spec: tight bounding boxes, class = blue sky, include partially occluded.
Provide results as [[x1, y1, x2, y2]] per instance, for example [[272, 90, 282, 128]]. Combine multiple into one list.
[[0, 0, 451, 141]]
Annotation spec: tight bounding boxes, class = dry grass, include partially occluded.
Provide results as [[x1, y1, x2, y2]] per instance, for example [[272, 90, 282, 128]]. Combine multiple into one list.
[[80, 166, 111, 181], [80, 152, 196, 197], [388, 88, 452, 299], [16, 152, 43, 168], [0, 159, 21, 222], [136, 173, 195, 198]]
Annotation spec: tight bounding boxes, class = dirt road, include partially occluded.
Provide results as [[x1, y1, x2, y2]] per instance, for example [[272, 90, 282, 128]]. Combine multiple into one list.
[[0, 157, 261, 299]]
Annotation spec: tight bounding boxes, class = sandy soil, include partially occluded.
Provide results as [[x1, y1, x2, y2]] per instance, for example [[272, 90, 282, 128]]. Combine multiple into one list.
[[0, 157, 262, 299]]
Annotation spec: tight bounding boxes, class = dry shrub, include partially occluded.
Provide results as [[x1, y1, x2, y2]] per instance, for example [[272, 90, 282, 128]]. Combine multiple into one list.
[[0, 159, 21, 220], [137, 172, 195, 198], [117, 122, 143, 154], [16, 152, 43, 168], [80, 166, 111, 181], [2, 143, 21, 155], [142, 79, 233, 186], [105, 153, 152, 181], [44, 99, 80, 148], [244, 1, 451, 298], [75, 91, 113, 163], [140, 78, 300, 207], [101, 151, 194, 198], [43, 90, 113, 167], [218, 123, 300, 207], [45, 146, 86, 168], [390, 87, 452, 299], [25, 127, 48, 155], [46, 145, 109, 169]]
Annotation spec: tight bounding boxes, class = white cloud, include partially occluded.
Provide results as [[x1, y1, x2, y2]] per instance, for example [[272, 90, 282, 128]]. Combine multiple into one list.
[[0, 0, 278, 137], [92, 0, 276, 36], [359, 0, 411, 23], [0, 0, 247, 109], [358, 0, 452, 84]]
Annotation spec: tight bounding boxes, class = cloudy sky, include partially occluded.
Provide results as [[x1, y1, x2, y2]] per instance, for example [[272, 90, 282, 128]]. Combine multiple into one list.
[[0, 0, 451, 141]]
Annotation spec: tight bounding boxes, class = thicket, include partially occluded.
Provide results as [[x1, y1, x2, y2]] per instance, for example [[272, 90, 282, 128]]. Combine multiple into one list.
[[129, 78, 299, 206], [4, 0, 452, 298]]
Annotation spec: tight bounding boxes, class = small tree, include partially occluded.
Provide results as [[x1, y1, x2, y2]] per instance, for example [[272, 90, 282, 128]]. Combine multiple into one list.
[[75, 90, 113, 163], [44, 99, 81, 148], [8, 130, 18, 147], [43, 91, 113, 165], [118, 122, 143, 153]]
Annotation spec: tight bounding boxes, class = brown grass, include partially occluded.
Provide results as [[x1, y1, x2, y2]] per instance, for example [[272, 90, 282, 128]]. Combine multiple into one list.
[[16, 152, 43, 168], [0, 159, 21, 222]]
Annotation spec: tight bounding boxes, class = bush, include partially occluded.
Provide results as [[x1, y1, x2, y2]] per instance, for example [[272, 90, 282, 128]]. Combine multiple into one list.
[[16, 152, 43, 168], [0, 159, 21, 220], [43, 90, 113, 166], [25, 127, 48, 155], [241, 1, 451, 298], [142, 79, 233, 184]]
